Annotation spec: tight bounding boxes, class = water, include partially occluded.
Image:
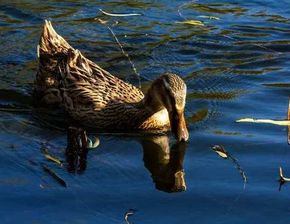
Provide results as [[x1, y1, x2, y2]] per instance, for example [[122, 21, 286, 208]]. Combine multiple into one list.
[[1, 0, 290, 223]]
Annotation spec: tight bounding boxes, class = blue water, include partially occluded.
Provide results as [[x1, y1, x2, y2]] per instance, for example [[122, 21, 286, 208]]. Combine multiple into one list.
[[1, 1, 290, 223]]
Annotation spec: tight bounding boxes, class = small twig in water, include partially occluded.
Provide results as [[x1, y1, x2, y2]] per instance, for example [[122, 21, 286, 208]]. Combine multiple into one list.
[[99, 9, 142, 17], [44, 154, 63, 166], [42, 165, 67, 187]]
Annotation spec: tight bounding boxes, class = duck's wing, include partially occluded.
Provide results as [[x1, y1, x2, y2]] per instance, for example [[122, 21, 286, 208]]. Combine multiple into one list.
[[34, 20, 144, 108], [61, 49, 144, 113]]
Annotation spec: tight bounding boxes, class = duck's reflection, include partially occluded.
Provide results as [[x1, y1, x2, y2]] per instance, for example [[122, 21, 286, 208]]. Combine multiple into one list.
[[141, 136, 187, 192], [65, 127, 187, 192], [66, 126, 88, 174]]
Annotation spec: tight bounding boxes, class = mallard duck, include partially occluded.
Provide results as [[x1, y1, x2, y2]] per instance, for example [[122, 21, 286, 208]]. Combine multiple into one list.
[[34, 20, 189, 141]]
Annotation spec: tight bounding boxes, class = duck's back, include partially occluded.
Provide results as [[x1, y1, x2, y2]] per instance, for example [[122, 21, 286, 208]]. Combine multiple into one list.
[[34, 20, 148, 129]]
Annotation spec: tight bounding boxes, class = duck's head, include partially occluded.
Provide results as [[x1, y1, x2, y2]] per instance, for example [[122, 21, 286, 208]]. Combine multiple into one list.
[[145, 73, 189, 142]]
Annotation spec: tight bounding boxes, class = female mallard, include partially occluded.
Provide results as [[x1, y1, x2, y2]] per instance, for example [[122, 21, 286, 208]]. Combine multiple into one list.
[[34, 20, 189, 141]]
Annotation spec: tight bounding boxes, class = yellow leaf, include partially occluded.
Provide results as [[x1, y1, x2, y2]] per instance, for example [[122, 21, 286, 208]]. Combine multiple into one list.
[[176, 20, 205, 26]]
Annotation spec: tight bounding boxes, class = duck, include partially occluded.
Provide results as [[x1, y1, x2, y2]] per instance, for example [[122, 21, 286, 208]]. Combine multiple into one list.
[[34, 20, 189, 141]]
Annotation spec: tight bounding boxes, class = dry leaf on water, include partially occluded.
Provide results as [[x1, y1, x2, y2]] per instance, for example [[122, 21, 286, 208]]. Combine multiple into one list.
[[212, 145, 228, 159], [176, 20, 205, 26]]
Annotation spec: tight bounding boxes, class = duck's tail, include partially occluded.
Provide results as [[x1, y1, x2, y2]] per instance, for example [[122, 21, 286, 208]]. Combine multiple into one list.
[[38, 20, 72, 57], [34, 20, 73, 106]]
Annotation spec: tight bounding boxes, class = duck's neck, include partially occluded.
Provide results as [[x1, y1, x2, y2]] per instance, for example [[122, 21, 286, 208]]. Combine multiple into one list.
[[133, 92, 170, 131]]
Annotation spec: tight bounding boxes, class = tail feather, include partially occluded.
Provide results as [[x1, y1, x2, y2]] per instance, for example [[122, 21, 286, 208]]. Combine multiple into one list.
[[39, 20, 72, 56], [34, 20, 73, 106]]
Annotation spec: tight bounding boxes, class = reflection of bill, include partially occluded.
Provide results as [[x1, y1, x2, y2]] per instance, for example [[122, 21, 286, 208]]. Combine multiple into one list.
[[141, 136, 187, 193]]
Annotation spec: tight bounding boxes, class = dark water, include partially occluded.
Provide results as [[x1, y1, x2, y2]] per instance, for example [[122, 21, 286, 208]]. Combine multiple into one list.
[[1, 0, 290, 223]]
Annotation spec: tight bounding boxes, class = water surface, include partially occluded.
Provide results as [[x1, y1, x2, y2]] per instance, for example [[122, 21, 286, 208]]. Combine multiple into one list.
[[1, 0, 290, 223]]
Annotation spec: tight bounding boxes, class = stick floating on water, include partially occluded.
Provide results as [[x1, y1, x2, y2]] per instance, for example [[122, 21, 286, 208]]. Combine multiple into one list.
[[236, 118, 290, 126], [279, 166, 290, 183], [42, 165, 67, 188], [44, 154, 63, 166], [99, 9, 142, 17]]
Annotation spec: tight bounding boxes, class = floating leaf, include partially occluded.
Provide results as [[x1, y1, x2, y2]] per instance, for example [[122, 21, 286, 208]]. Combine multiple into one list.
[[212, 145, 247, 187], [212, 145, 228, 159], [176, 20, 205, 26], [236, 118, 290, 126]]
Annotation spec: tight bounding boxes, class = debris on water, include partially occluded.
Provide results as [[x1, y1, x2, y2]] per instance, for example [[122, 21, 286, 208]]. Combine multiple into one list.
[[198, 15, 220, 20], [124, 209, 137, 224], [236, 118, 290, 126], [176, 20, 205, 26], [279, 167, 290, 183], [42, 165, 67, 188], [95, 18, 108, 24], [99, 9, 143, 17], [212, 145, 228, 159], [44, 154, 63, 166], [212, 145, 247, 188], [87, 137, 100, 149], [40, 142, 63, 166]]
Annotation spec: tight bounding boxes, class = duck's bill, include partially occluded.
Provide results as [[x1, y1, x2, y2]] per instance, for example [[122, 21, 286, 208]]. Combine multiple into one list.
[[169, 110, 189, 142]]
